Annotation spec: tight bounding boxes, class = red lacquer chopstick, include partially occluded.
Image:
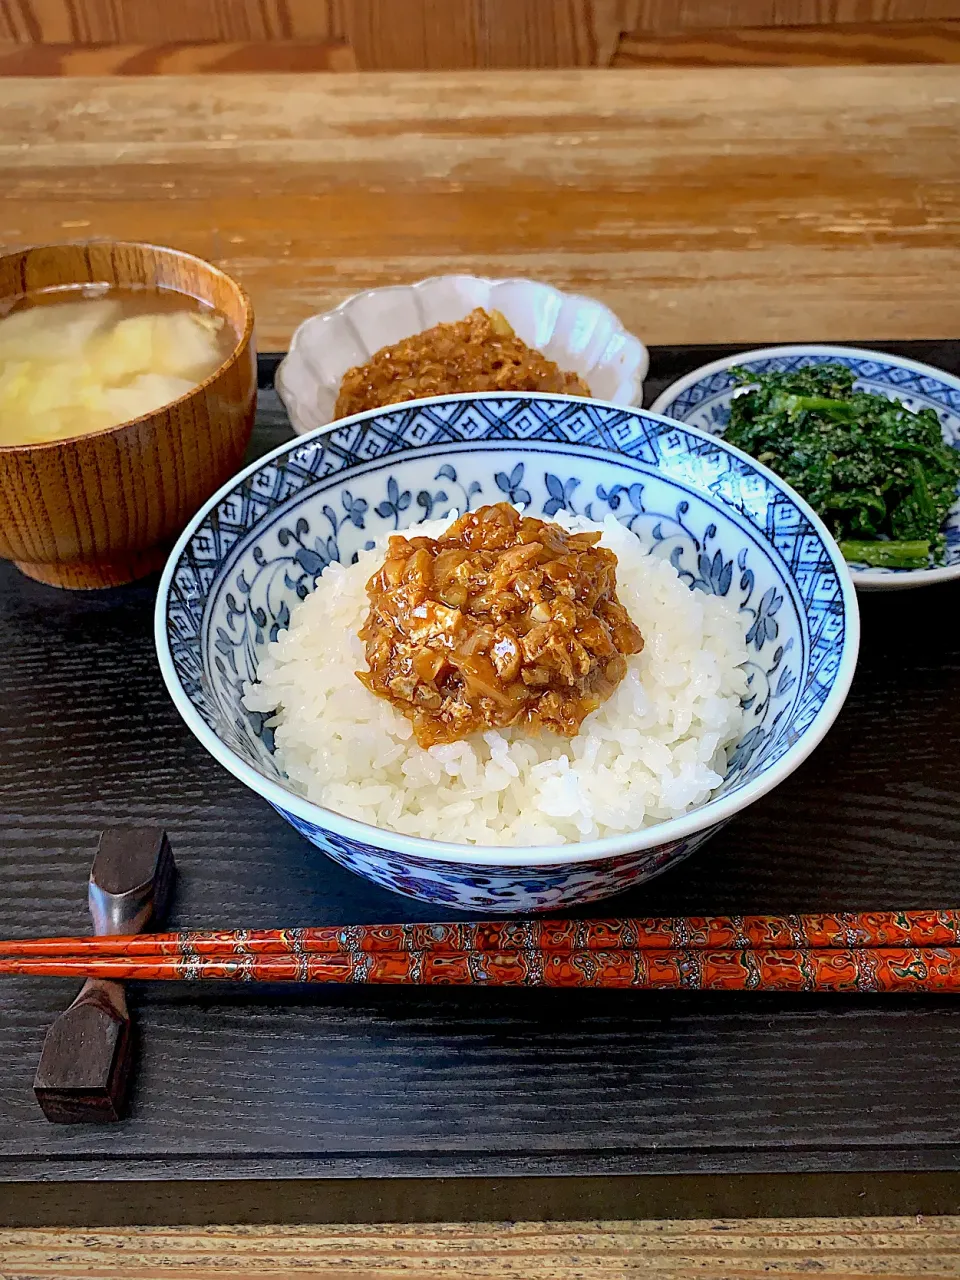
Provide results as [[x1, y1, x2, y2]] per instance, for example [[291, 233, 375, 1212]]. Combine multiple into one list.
[[2, 909, 958, 961], [2, 947, 958, 992]]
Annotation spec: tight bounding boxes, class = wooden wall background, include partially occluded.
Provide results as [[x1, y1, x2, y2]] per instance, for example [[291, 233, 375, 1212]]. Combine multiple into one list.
[[1, 1, 960, 74]]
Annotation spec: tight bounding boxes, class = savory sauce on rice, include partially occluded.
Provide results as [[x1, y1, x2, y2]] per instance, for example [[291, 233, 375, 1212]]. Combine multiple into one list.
[[358, 503, 643, 746]]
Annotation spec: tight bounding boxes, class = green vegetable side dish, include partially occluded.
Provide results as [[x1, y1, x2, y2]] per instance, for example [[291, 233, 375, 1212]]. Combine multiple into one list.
[[724, 363, 960, 570]]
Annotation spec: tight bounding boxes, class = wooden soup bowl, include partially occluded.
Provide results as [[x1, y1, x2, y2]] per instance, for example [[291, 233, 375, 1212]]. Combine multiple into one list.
[[0, 241, 256, 589]]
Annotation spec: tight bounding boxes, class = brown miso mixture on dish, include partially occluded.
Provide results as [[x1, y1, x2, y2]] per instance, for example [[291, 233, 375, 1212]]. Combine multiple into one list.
[[357, 502, 644, 747], [334, 308, 590, 419]]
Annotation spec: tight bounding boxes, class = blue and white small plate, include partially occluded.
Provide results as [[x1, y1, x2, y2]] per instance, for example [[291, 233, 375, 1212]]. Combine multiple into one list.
[[651, 344, 960, 591]]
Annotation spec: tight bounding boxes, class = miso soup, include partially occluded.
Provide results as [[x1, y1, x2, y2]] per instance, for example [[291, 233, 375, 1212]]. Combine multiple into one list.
[[0, 284, 237, 447]]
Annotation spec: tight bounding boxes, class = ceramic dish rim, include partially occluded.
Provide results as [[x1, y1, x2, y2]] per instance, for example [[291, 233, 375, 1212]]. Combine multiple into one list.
[[649, 342, 960, 590], [275, 273, 651, 431], [155, 389, 860, 868]]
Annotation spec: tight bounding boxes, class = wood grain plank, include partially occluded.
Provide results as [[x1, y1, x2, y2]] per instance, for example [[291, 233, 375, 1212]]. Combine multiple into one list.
[[4, 25, 958, 77], [0, 68, 956, 349], [0, 0, 337, 43], [625, 2, 960, 30], [3, 3, 960, 64], [331, 0, 635, 70], [0, 39, 357, 74], [2, 25, 958, 77], [614, 19, 960, 64], [2, 1218, 960, 1278], [338, 0, 481, 72]]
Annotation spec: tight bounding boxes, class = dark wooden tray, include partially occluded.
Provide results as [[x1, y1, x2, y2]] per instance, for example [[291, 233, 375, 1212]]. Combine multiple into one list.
[[2, 342, 960, 1227]]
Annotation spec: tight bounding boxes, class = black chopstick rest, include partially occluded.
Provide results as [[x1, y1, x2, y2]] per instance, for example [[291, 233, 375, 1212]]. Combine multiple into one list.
[[33, 826, 176, 1123]]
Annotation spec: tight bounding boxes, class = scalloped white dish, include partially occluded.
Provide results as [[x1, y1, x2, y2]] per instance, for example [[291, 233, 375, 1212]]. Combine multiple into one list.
[[275, 275, 648, 435]]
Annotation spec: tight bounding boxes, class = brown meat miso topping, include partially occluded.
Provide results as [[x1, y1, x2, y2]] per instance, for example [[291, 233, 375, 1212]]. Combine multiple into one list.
[[357, 503, 644, 747], [334, 308, 590, 419]]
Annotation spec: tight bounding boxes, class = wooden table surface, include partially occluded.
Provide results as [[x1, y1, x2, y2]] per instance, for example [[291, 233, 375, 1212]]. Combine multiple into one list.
[[1, 66, 958, 350], [2, 64, 960, 1278]]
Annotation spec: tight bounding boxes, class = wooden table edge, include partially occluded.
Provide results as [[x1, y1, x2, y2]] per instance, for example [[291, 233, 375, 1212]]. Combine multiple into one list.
[[1, 1171, 959, 1227]]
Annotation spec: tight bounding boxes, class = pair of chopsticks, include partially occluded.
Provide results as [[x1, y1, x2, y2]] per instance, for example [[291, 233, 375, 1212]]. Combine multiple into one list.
[[1, 910, 958, 992]]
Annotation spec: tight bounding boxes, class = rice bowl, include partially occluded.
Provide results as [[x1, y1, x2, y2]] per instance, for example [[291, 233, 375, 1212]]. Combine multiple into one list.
[[156, 391, 858, 911]]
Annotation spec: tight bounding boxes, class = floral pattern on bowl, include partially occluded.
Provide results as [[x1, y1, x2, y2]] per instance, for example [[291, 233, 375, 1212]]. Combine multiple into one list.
[[650, 344, 960, 591], [275, 275, 648, 435], [156, 392, 859, 912]]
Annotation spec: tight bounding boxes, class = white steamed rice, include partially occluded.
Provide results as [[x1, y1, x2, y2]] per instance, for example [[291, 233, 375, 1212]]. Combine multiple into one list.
[[242, 511, 750, 847]]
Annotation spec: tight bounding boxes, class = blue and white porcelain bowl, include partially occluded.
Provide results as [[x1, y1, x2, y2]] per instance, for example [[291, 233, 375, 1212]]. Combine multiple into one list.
[[155, 393, 859, 913], [651, 344, 960, 591]]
